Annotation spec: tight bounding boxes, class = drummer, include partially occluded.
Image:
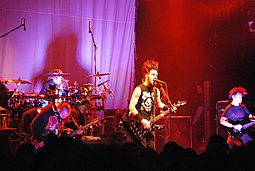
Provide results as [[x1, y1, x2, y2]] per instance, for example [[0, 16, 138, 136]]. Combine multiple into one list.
[[39, 69, 69, 96]]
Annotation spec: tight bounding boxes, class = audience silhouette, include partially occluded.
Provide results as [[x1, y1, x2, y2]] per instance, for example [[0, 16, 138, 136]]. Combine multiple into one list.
[[1, 134, 255, 171]]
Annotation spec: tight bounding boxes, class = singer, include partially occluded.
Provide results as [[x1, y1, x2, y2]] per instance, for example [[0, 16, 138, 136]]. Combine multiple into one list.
[[122, 59, 169, 150]]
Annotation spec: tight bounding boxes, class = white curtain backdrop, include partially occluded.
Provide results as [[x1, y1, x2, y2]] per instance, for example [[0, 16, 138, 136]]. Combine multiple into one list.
[[0, 0, 136, 109]]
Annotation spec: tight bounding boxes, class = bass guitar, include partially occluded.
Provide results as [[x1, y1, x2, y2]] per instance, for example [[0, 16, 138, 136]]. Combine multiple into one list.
[[121, 101, 187, 147]]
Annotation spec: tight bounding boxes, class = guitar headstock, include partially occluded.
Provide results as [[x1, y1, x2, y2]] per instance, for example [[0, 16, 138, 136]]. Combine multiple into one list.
[[85, 117, 101, 129], [92, 117, 101, 126], [170, 100, 187, 113], [176, 100, 187, 107]]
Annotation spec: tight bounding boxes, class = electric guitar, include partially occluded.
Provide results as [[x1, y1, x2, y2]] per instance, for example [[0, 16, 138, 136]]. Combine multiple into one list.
[[228, 120, 255, 139], [122, 101, 187, 147]]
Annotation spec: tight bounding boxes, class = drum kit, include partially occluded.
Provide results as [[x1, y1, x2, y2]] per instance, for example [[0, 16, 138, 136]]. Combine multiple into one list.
[[0, 72, 112, 128]]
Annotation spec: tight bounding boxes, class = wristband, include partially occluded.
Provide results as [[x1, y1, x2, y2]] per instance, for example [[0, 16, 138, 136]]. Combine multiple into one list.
[[163, 105, 169, 111]]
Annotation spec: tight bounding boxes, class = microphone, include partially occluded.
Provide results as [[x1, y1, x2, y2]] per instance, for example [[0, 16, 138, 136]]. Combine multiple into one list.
[[97, 80, 109, 87], [101, 82, 112, 94], [89, 21, 91, 33], [154, 79, 165, 84], [23, 18, 26, 31]]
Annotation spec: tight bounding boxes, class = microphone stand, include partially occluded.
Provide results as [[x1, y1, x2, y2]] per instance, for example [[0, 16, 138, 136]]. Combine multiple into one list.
[[89, 23, 98, 87], [156, 82, 174, 142], [89, 23, 102, 134], [0, 19, 25, 39]]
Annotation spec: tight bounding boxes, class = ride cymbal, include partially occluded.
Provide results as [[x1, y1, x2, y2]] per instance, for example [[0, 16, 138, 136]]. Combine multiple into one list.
[[45, 73, 69, 77], [87, 72, 110, 78], [6, 79, 32, 84]]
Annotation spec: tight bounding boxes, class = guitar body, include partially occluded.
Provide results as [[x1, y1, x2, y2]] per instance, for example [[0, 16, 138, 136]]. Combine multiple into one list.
[[121, 118, 163, 147], [228, 127, 248, 139], [228, 120, 255, 139]]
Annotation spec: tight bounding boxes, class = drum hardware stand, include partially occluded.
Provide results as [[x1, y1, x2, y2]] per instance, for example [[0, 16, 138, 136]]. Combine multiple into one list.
[[89, 21, 113, 136]]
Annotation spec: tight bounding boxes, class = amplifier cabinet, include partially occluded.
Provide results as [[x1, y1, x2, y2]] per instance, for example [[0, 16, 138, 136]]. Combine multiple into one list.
[[168, 115, 192, 149], [156, 115, 192, 153]]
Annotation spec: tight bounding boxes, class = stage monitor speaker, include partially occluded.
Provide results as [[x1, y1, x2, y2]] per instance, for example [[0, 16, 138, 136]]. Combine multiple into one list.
[[168, 116, 192, 149], [103, 109, 128, 137], [215, 100, 230, 121], [215, 100, 230, 136]]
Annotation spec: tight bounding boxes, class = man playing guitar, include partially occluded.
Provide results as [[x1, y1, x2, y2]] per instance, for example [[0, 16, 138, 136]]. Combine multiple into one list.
[[220, 87, 255, 149], [122, 59, 170, 150], [30, 102, 72, 151]]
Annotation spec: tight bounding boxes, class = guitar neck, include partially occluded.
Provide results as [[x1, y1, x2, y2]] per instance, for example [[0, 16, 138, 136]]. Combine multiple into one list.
[[243, 121, 255, 129], [149, 101, 187, 124], [68, 129, 78, 137], [150, 109, 170, 124], [66, 118, 100, 137]]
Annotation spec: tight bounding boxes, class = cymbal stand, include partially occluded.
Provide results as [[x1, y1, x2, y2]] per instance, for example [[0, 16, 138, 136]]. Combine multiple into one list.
[[15, 79, 21, 94], [99, 81, 114, 100]]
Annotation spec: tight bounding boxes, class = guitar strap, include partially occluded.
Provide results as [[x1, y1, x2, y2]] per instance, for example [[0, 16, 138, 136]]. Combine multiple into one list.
[[50, 96, 61, 121], [69, 111, 79, 127]]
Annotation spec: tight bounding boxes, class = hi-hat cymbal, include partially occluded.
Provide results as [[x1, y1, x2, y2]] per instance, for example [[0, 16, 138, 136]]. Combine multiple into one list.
[[87, 72, 110, 78], [45, 73, 69, 77], [6, 79, 32, 84]]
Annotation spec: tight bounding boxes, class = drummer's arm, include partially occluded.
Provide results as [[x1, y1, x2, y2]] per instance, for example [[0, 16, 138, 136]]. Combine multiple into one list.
[[62, 79, 69, 90], [39, 82, 49, 94]]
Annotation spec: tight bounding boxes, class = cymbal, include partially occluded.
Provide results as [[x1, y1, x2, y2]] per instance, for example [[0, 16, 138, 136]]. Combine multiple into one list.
[[83, 83, 92, 87], [22, 92, 39, 98], [6, 79, 32, 84], [45, 73, 69, 77], [87, 72, 110, 78]]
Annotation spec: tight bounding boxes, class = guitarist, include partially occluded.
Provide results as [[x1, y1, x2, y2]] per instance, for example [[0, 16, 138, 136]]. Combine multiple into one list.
[[122, 59, 169, 150], [30, 101, 72, 152], [220, 87, 255, 149]]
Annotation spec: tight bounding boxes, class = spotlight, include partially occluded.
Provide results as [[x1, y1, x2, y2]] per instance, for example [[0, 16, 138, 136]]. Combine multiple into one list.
[[247, 9, 255, 33], [248, 21, 255, 32]]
